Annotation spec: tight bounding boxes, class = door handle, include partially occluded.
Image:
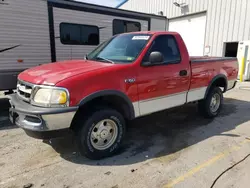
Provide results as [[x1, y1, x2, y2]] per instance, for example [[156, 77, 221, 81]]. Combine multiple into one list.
[[179, 70, 188, 76]]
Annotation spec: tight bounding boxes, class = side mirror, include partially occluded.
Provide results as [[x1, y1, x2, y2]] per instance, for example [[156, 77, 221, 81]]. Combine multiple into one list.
[[149, 51, 164, 64]]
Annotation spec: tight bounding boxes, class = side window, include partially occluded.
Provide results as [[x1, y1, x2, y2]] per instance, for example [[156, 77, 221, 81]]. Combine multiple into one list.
[[113, 19, 141, 35], [144, 35, 181, 64], [60, 23, 99, 45]]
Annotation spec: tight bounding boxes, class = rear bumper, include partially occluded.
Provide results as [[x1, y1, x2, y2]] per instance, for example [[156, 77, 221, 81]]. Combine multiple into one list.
[[227, 80, 237, 91], [8, 94, 78, 138]]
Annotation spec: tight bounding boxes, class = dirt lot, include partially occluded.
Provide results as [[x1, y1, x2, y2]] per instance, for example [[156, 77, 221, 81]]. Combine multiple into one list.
[[1, 84, 250, 188]]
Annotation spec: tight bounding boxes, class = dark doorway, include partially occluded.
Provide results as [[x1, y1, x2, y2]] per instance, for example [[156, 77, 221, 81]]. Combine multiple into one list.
[[224, 42, 238, 57]]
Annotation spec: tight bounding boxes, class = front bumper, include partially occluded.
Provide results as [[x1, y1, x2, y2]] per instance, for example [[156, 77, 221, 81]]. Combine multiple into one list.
[[8, 94, 78, 138]]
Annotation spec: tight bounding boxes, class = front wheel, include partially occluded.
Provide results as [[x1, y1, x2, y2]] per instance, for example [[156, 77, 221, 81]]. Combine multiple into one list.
[[75, 109, 126, 160], [198, 87, 223, 118]]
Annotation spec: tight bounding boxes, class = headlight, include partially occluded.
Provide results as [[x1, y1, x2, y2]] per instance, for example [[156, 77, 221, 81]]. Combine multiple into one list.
[[32, 87, 69, 107]]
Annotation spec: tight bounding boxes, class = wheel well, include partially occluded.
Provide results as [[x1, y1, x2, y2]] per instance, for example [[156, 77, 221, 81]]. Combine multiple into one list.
[[211, 77, 227, 92], [70, 95, 132, 131]]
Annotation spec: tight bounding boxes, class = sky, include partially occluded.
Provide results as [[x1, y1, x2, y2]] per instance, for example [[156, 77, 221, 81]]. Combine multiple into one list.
[[74, 0, 126, 7]]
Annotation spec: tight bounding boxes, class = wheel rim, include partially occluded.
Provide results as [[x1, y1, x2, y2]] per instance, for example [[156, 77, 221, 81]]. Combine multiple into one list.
[[90, 119, 118, 150], [210, 93, 221, 113]]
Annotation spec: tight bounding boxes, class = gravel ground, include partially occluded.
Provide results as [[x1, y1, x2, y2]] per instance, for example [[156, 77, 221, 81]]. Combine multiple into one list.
[[1, 82, 250, 188]]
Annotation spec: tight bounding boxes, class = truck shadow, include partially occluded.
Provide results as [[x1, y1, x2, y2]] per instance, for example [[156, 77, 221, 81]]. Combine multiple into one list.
[[45, 97, 249, 166], [0, 98, 14, 129]]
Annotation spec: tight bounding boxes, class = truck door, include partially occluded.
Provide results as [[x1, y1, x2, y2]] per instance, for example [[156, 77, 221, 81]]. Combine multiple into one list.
[[137, 34, 190, 116]]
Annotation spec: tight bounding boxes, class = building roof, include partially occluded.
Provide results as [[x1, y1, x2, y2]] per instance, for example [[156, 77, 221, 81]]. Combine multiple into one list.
[[48, 0, 167, 20]]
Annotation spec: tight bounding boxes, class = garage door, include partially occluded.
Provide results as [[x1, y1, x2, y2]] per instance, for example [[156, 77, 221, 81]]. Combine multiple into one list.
[[169, 13, 207, 56]]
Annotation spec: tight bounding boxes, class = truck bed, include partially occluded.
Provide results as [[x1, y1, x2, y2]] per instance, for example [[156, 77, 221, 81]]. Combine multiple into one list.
[[190, 56, 238, 86], [188, 56, 238, 103], [190, 56, 237, 63]]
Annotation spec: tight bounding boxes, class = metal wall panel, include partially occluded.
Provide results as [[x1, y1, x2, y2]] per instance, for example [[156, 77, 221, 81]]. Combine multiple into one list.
[[121, 0, 250, 56], [243, 0, 250, 40], [0, 0, 51, 70], [238, 0, 248, 40], [215, 0, 227, 56]]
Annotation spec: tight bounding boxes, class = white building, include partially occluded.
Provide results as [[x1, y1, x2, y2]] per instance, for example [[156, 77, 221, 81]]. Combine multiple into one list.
[[120, 0, 250, 57]]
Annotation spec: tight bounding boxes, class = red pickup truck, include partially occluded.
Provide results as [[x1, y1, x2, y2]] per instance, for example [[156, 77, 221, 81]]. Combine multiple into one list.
[[9, 31, 238, 159]]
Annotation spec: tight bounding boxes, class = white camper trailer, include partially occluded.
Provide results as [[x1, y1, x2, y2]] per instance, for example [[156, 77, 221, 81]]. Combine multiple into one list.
[[0, 0, 167, 91]]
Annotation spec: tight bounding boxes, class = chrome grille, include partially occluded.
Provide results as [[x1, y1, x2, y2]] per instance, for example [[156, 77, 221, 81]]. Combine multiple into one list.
[[17, 80, 34, 102]]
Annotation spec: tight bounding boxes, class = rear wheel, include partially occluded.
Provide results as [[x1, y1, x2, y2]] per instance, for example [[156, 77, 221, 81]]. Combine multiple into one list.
[[198, 87, 223, 118], [75, 108, 126, 160]]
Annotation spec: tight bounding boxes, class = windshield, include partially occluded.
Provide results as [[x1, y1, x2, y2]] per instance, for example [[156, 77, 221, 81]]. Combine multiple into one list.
[[87, 33, 152, 64]]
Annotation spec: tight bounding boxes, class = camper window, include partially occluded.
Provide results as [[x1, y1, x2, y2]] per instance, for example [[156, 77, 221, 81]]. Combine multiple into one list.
[[60, 23, 99, 45], [113, 19, 141, 35]]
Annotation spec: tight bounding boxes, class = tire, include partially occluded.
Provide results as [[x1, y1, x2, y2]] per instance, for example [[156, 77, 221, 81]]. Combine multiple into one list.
[[198, 87, 223, 118], [75, 108, 126, 160]]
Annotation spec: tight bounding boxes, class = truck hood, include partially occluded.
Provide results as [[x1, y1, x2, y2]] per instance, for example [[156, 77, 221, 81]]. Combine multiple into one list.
[[18, 60, 114, 85]]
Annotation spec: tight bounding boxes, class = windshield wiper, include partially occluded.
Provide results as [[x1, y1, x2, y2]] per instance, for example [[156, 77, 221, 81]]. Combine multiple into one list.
[[95, 56, 115, 64]]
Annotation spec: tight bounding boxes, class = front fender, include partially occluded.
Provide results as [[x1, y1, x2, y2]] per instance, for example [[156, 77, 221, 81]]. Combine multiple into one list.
[[78, 90, 135, 119]]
